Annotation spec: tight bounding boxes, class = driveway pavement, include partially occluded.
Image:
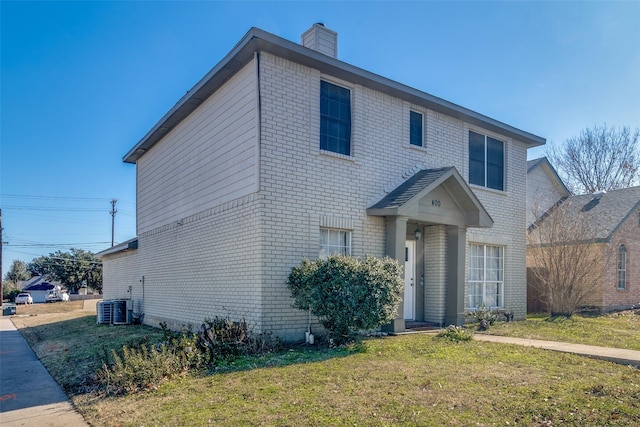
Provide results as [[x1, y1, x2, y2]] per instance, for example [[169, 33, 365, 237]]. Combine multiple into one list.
[[0, 316, 88, 427]]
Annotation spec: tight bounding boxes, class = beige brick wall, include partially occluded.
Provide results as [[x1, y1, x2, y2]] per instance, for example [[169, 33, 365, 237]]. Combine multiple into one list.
[[423, 225, 447, 323], [258, 53, 530, 334], [137, 194, 263, 332], [117, 51, 531, 340], [102, 249, 139, 306], [603, 207, 640, 311]]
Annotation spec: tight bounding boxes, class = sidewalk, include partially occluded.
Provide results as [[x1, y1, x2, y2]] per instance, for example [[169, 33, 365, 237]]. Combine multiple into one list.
[[0, 316, 88, 427], [474, 333, 640, 367]]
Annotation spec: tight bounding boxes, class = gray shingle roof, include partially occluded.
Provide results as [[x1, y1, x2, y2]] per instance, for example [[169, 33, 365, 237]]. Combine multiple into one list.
[[527, 158, 545, 172], [23, 282, 55, 291], [546, 186, 640, 242], [369, 167, 454, 209]]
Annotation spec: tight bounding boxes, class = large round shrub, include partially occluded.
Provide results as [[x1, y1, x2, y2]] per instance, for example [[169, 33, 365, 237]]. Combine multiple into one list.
[[287, 255, 403, 343]]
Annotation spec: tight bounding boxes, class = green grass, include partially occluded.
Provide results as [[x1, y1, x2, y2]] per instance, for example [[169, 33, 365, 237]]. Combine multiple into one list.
[[487, 311, 640, 350], [12, 306, 640, 426], [12, 311, 165, 394]]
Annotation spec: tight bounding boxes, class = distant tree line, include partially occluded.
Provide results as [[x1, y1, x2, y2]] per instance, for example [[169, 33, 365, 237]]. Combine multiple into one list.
[[2, 248, 102, 300]]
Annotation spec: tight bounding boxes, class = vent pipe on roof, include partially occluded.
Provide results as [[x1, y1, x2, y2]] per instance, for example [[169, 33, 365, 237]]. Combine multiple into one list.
[[301, 23, 338, 58]]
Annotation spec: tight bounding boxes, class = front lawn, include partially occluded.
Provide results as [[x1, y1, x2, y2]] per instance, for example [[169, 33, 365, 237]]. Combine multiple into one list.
[[487, 311, 640, 350], [11, 307, 640, 426]]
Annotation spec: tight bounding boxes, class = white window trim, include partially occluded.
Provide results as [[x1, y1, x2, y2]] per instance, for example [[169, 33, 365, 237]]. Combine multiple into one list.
[[318, 77, 354, 158], [319, 227, 352, 258], [468, 128, 506, 192], [618, 245, 627, 291], [403, 104, 428, 152], [467, 244, 504, 310], [409, 109, 424, 148]]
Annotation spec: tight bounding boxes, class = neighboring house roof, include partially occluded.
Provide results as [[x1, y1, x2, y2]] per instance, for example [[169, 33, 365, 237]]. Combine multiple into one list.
[[20, 276, 61, 291], [96, 237, 139, 257], [534, 186, 640, 243], [367, 167, 493, 227], [527, 157, 571, 197], [17, 276, 42, 290], [23, 281, 56, 291], [124, 27, 545, 164]]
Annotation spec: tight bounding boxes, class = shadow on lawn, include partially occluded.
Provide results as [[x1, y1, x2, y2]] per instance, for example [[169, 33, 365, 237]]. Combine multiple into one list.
[[15, 314, 369, 394]]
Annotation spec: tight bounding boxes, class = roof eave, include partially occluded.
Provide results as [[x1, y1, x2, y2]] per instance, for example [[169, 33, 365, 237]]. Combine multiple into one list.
[[96, 237, 139, 257], [124, 27, 545, 163], [366, 207, 401, 216]]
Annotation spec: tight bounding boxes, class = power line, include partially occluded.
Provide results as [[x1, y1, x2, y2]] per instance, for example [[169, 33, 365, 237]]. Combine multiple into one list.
[[1, 194, 111, 201], [7, 242, 110, 247], [3, 206, 110, 212]]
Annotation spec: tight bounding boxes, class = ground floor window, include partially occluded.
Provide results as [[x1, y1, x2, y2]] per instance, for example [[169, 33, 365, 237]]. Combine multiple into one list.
[[468, 244, 504, 309], [320, 228, 351, 258]]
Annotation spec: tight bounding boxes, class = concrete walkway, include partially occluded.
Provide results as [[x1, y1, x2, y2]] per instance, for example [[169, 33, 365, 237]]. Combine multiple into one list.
[[475, 333, 640, 367], [0, 316, 88, 427]]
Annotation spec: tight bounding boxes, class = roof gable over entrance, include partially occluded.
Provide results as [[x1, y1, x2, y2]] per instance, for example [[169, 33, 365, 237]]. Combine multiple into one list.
[[367, 167, 493, 227]]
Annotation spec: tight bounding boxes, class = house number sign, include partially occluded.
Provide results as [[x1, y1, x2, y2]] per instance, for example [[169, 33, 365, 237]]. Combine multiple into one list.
[[431, 199, 442, 207]]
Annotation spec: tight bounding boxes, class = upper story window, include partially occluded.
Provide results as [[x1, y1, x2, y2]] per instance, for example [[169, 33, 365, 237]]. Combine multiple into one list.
[[409, 111, 423, 147], [618, 244, 627, 290], [469, 130, 504, 191], [320, 80, 351, 156], [320, 228, 351, 258]]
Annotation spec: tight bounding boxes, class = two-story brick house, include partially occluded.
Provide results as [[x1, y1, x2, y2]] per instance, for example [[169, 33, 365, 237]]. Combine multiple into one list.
[[100, 24, 545, 340]]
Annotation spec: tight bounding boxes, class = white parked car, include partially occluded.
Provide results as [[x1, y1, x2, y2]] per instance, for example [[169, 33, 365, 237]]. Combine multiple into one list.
[[45, 290, 63, 302], [15, 293, 33, 304], [45, 290, 70, 302]]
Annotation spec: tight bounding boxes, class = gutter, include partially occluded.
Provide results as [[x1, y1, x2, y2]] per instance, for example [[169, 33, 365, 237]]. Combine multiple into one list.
[[124, 27, 546, 164]]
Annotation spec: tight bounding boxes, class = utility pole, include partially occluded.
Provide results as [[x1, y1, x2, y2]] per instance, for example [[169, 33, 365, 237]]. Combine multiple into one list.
[[110, 199, 117, 247]]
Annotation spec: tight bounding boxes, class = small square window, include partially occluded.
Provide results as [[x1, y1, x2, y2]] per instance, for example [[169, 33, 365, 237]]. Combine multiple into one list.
[[409, 111, 423, 147], [319, 228, 351, 258]]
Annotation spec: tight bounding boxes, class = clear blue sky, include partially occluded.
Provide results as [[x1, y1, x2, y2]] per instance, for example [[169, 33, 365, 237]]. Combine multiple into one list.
[[1, 1, 639, 274]]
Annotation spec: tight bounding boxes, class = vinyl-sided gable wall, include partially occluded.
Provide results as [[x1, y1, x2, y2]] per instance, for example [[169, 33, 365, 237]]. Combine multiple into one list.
[[134, 59, 264, 331], [136, 60, 260, 234]]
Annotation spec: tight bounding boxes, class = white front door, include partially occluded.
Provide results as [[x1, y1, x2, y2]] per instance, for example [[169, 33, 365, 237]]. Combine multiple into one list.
[[404, 240, 415, 320]]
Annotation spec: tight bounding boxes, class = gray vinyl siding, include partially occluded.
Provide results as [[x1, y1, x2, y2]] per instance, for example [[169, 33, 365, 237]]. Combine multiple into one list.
[[136, 60, 259, 234], [526, 165, 566, 227]]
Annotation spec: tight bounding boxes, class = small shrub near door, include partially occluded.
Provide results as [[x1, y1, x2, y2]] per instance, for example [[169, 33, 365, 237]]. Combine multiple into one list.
[[287, 255, 403, 345]]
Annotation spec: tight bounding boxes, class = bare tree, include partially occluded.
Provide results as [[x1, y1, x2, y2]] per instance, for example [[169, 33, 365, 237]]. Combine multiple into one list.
[[547, 124, 640, 195], [527, 198, 613, 316]]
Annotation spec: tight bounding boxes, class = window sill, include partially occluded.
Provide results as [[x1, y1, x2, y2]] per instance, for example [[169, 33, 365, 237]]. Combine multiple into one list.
[[405, 143, 428, 153], [469, 183, 509, 197], [319, 149, 355, 162]]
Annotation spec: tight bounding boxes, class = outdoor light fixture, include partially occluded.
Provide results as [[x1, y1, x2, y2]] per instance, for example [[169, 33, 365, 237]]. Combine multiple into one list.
[[414, 226, 421, 241]]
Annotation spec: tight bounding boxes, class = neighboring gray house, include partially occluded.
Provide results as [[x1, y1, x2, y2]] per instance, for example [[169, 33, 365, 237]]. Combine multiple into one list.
[[99, 24, 545, 340], [21, 277, 60, 304], [526, 157, 570, 229]]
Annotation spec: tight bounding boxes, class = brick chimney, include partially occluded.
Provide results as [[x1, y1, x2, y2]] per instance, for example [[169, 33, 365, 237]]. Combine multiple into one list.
[[301, 23, 337, 59]]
